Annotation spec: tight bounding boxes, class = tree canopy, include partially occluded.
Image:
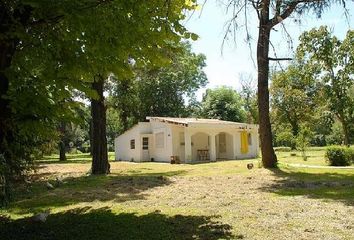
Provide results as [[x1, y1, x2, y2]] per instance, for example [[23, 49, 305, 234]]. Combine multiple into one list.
[[0, 0, 200, 203], [224, 0, 349, 167], [199, 86, 246, 122], [110, 42, 207, 132], [297, 26, 354, 145]]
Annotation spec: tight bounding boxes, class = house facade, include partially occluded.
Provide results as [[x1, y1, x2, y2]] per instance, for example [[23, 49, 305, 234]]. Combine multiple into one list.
[[114, 117, 259, 163]]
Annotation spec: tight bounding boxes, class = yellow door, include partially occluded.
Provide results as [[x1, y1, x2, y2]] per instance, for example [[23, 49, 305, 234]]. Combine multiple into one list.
[[240, 131, 249, 154]]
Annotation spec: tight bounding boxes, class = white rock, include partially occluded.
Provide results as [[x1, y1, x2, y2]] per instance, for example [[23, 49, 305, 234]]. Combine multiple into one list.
[[46, 182, 54, 190], [32, 210, 50, 223]]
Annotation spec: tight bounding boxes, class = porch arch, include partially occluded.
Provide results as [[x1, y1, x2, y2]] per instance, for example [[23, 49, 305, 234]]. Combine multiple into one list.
[[191, 132, 210, 161], [216, 132, 234, 159]]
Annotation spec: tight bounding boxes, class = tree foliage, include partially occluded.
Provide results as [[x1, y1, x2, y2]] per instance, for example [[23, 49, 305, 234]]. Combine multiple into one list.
[[240, 74, 258, 124], [224, 0, 348, 167], [270, 63, 319, 137], [111, 42, 207, 132], [297, 26, 354, 144], [0, 0, 199, 203], [199, 86, 246, 122]]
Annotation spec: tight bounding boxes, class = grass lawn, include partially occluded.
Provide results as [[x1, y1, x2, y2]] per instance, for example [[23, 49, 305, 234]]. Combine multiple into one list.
[[277, 146, 354, 167], [1, 150, 354, 239]]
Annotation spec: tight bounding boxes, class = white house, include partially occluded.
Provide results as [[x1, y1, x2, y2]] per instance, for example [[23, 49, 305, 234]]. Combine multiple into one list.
[[114, 117, 259, 163]]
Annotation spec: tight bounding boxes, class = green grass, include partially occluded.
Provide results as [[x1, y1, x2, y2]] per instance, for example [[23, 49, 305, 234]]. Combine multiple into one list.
[[1, 150, 354, 239], [35, 152, 116, 164], [276, 150, 329, 166]]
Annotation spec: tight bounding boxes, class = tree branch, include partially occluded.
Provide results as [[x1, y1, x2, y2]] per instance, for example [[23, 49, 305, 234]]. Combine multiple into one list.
[[268, 0, 320, 27], [30, 0, 113, 26], [268, 57, 292, 61]]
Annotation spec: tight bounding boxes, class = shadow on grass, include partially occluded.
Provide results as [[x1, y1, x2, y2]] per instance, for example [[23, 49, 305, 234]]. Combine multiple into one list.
[[261, 167, 354, 206], [35, 154, 92, 164], [0, 207, 234, 240], [9, 170, 187, 215]]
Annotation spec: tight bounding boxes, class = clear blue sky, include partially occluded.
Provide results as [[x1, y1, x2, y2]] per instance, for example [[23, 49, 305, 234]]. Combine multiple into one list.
[[183, 2, 354, 100]]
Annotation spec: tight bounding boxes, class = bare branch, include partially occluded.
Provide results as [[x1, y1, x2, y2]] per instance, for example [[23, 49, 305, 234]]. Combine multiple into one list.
[[244, 0, 256, 68], [269, 40, 285, 71], [268, 57, 292, 61], [268, 0, 320, 28], [221, 1, 247, 54]]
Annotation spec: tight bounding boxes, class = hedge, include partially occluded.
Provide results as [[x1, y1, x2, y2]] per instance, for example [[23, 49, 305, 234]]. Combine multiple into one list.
[[325, 146, 354, 166]]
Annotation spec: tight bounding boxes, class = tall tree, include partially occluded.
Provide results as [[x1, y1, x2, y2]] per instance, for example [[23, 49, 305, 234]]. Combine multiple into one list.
[[199, 86, 246, 122], [0, 0, 199, 203], [297, 27, 354, 145], [77, 2, 200, 174], [91, 76, 109, 174], [111, 42, 207, 131], [240, 74, 258, 124], [135, 42, 207, 120], [226, 0, 348, 167], [0, 1, 87, 203], [270, 63, 319, 137]]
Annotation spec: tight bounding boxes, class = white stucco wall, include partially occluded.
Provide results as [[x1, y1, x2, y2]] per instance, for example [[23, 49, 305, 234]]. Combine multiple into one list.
[[171, 125, 185, 162], [115, 122, 152, 162], [183, 124, 259, 161], [149, 120, 174, 162], [115, 119, 259, 163]]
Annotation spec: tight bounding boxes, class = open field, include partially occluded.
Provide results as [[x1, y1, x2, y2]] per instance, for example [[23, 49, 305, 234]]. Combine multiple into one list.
[[1, 150, 354, 240]]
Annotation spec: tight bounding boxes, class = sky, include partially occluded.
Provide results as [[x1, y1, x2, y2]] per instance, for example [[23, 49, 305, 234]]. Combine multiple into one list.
[[183, 2, 354, 100]]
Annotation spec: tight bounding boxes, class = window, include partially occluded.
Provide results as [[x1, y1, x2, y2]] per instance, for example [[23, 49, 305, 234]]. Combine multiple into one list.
[[130, 139, 135, 149], [155, 132, 164, 148], [248, 133, 252, 146], [142, 137, 149, 150]]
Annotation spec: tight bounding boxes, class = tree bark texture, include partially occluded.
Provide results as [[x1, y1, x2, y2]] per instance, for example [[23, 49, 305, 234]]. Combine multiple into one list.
[[257, 7, 278, 168], [91, 76, 110, 174], [0, 39, 16, 159], [59, 141, 67, 161], [58, 122, 67, 161], [89, 119, 93, 156], [340, 117, 350, 146], [0, 4, 32, 158]]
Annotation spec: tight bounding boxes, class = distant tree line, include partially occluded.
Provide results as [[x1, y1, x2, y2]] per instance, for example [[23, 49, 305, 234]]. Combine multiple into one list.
[[271, 27, 354, 148]]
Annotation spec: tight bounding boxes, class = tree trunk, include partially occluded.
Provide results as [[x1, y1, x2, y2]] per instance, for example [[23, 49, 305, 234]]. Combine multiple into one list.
[[341, 119, 350, 146], [89, 118, 93, 156], [0, 41, 16, 158], [59, 141, 67, 161], [257, 9, 277, 168], [58, 122, 67, 161], [91, 75, 110, 174], [120, 110, 129, 132]]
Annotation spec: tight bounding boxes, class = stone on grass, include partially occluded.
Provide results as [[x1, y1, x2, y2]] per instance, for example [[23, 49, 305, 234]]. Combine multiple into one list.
[[46, 182, 54, 190], [32, 210, 50, 223]]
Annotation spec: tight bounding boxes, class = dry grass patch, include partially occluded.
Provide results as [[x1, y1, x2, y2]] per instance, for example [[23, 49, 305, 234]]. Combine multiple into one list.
[[1, 157, 354, 239]]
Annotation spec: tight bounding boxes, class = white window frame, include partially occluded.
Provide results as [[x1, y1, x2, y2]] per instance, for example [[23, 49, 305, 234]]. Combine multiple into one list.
[[130, 139, 135, 149]]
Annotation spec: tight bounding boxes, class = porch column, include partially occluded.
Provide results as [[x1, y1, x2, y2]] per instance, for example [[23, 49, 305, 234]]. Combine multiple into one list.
[[184, 128, 192, 163], [233, 133, 238, 159], [210, 133, 216, 162]]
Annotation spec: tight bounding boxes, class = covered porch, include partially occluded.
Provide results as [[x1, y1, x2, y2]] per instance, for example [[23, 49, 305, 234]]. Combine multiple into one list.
[[183, 127, 256, 163]]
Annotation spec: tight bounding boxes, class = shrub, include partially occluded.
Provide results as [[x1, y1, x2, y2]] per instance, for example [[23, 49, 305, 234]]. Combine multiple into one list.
[[325, 147, 351, 166], [345, 148, 354, 164], [296, 126, 312, 161], [275, 130, 295, 148]]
